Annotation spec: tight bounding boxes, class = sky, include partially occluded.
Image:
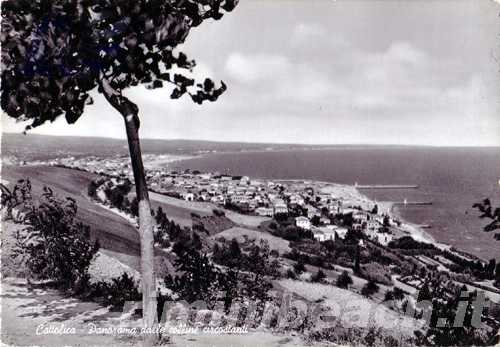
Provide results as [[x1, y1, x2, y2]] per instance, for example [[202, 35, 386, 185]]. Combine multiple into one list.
[[2, 0, 500, 146]]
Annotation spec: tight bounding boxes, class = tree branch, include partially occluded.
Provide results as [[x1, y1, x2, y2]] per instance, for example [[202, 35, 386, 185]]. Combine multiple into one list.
[[99, 78, 140, 129]]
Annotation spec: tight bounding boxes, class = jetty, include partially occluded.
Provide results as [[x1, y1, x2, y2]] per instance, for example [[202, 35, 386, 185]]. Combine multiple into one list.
[[355, 184, 419, 189], [393, 200, 433, 206]]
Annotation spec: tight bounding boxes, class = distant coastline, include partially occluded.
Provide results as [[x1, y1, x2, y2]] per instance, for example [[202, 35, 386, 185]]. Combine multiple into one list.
[[173, 148, 500, 261]]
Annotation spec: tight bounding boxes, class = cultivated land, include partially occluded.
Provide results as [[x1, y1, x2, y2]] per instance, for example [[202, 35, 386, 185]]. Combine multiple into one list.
[[278, 279, 421, 334], [148, 191, 270, 228], [212, 227, 291, 254]]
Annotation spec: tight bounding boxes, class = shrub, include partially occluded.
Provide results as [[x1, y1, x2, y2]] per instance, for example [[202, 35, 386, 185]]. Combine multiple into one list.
[[15, 186, 99, 291], [311, 269, 326, 283], [309, 326, 413, 346], [165, 248, 219, 305], [213, 209, 225, 217], [336, 271, 353, 289], [286, 268, 297, 279], [361, 262, 392, 286], [293, 260, 306, 275], [361, 280, 379, 297], [87, 273, 141, 310]]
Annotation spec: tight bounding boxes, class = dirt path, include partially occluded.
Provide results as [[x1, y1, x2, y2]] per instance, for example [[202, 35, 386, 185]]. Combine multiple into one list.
[[0, 277, 143, 346], [1, 278, 324, 347]]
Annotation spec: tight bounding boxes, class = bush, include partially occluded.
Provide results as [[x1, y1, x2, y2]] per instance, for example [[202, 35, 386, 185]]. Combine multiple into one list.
[[311, 269, 326, 283], [361, 280, 379, 297], [336, 271, 353, 289], [309, 326, 413, 346], [213, 209, 225, 217], [87, 273, 141, 310], [361, 262, 392, 286], [15, 186, 99, 291], [286, 268, 297, 279], [293, 260, 306, 275]]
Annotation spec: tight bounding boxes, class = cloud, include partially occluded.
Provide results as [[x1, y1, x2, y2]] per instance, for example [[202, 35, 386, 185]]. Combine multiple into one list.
[[225, 52, 291, 83], [384, 41, 428, 66]]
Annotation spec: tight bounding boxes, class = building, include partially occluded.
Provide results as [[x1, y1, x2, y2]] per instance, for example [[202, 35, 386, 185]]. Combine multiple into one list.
[[290, 194, 305, 206], [366, 219, 381, 231], [353, 211, 369, 222], [313, 230, 327, 242], [306, 206, 320, 219], [273, 199, 288, 215], [295, 216, 311, 230], [313, 226, 336, 242], [255, 207, 273, 217]]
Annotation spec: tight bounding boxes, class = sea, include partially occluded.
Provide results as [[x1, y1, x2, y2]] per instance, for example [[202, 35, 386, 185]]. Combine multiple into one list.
[[174, 147, 500, 261]]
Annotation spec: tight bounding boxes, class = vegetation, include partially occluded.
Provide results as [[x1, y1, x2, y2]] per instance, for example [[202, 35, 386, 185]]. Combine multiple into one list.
[[267, 217, 314, 241], [165, 244, 219, 306], [360, 280, 379, 297], [87, 273, 141, 311], [14, 185, 99, 291], [414, 282, 499, 346], [473, 198, 500, 240], [310, 326, 413, 347], [311, 269, 326, 283], [336, 271, 353, 289]]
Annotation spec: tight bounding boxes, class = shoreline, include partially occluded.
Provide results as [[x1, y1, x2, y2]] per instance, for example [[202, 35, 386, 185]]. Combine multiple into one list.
[[270, 177, 441, 247]]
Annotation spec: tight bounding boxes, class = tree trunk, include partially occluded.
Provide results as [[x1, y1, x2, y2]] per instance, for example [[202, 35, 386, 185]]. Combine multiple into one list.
[[123, 113, 158, 344], [100, 79, 157, 345]]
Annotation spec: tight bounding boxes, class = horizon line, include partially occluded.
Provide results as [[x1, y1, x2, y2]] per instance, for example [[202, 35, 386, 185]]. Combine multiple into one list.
[[2, 131, 499, 148]]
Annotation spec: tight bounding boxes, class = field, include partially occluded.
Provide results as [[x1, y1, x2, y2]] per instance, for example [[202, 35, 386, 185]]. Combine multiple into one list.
[[277, 279, 422, 336], [149, 191, 270, 228], [212, 227, 291, 254]]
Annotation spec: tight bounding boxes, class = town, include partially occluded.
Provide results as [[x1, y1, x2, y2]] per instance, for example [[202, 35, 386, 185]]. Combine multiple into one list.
[[40, 155, 401, 246]]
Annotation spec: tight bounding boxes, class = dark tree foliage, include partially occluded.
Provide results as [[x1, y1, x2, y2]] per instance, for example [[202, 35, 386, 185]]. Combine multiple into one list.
[[388, 287, 405, 301], [129, 196, 139, 216], [87, 273, 141, 310], [15, 186, 99, 290], [354, 244, 361, 274], [1, 179, 33, 211], [87, 180, 98, 199], [293, 259, 306, 275], [361, 280, 379, 297], [415, 286, 498, 347], [336, 270, 352, 289], [212, 238, 279, 311], [473, 198, 500, 240], [311, 269, 326, 283], [164, 247, 219, 305], [1, 0, 238, 129]]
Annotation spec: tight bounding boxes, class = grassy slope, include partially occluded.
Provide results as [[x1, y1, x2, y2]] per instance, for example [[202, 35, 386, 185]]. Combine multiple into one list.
[[2, 165, 141, 257], [278, 279, 422, 337], [212, 227, 291, 254], [2, 165, 174, 276]]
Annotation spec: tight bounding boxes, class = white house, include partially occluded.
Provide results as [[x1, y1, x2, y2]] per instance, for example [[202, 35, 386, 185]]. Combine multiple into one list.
[[331, 226, 348, 239], [366, 219, 381, 231], [295, 216, 311, 230], [313, 230, 327, 242], [313, 227, 336, 242], [255, 207, 273, 217], [376, 233, 394, 246], [273, 199, 288, 215], [353, 211, 369, 222]]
